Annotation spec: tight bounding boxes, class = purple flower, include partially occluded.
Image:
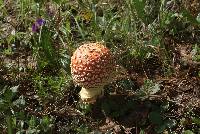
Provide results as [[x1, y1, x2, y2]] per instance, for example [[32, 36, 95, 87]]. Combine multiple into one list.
[[32, 18, 45, 32], [36, 18, 45, 26], [32, 23, 39, 32]]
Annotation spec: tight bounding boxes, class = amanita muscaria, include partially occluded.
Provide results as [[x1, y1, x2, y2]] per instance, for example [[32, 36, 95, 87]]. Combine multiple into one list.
[[70, 42, 115, 103]]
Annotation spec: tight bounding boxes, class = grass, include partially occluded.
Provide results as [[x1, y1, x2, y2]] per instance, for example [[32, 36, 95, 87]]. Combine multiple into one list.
[[0, 0, 200, 133]]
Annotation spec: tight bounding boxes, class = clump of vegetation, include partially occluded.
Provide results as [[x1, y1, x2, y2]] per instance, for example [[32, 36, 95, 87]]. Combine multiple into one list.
[[0, 0, 200, 133]]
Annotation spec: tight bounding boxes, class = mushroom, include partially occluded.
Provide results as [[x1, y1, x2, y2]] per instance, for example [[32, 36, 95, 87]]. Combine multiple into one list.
[[70, 42, 115, 103]]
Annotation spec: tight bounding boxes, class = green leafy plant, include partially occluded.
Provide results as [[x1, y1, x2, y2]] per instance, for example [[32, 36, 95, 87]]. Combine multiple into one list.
[[136, 79, 160, 100], [191, 44, 200, 62], [0, 85, 25, 134], [183, 130, 194, 134]]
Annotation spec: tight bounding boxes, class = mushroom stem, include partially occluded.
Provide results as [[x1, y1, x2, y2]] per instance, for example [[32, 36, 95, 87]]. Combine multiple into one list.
[[79, 87, 104, 102]]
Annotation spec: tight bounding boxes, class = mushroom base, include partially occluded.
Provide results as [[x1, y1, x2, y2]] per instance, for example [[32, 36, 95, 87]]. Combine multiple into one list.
[[79, 87, 104, 103]]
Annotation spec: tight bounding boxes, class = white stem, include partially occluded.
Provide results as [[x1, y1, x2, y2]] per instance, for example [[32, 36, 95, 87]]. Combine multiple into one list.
[[79, 87, 104, 101]]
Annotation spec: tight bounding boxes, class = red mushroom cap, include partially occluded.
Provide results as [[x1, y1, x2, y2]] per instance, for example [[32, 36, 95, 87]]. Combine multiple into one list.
[[71, 42, 115, 89]]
